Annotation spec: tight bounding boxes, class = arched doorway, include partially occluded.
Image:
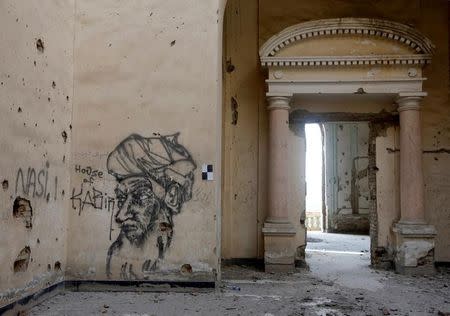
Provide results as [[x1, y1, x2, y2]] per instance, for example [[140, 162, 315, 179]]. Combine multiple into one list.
[[260, 18, 436, 274], [221, 4, 436, 275]]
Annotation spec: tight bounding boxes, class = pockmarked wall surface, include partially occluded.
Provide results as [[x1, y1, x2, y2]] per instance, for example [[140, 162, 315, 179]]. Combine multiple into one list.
[[0, 0, 74, 305], [66, 0, 221, 281], [223, 0, 450, 262], [324, 123, 370, 234], [1, 0, 450, 308]]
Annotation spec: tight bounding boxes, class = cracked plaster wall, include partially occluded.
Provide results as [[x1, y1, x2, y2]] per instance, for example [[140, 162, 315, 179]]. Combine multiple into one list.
[[223, 0, 450, 263], [0, 0, 74, 306], [1, 0, 450, 308], [67, 0, 221, 281]]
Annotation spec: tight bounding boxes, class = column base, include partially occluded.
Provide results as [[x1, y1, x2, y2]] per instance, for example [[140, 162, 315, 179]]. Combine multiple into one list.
[[392, 222, 437, 275], [262, 221, 296, 273]]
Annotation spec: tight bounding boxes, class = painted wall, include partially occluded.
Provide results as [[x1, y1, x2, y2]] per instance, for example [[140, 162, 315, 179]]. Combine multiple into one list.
[[223, 0, 450, 262], [1, 0, 450, 307], [324, 123, 370, 234], [0, 0, 74, 305], [66, 0, 221, 281], [376, 126, 400, 255], [222, 0, 262, 259]]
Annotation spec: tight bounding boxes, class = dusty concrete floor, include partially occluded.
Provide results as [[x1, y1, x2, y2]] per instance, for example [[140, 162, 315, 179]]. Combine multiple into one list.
[[30, 233, 450, 316]]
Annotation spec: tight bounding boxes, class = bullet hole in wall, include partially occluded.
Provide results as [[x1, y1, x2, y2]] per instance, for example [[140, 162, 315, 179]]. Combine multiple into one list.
[[2, 180, 8, 191], [226, 59, 235, 73], [231, 97, 238, 125], [52, 81, 56, 89], [66, 96, 69, 101], [18, 107, 22, 113], [47, 264, 51, 271], [170, 40, 176, 46], [54, 261, 61, 271], [180, 264, 192, 274], [13, 197, 33, 229], [61, 131, 67, 143], [36, 39, 44, 53], [13, 247, 31, 273], [37, 238, 40, 244]]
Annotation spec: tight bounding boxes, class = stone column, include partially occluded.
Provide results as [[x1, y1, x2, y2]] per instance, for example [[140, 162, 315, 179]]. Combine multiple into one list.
[[262, 96, 296, 272], [393, 92, 436, 275]]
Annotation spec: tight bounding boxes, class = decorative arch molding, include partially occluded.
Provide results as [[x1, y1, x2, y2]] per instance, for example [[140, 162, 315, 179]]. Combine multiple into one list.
[[260, 18, 435, 67]]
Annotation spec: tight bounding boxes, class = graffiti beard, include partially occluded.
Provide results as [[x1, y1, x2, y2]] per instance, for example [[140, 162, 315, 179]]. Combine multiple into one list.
[[105, 133, 196, 279], [115, 178, 160, 247]]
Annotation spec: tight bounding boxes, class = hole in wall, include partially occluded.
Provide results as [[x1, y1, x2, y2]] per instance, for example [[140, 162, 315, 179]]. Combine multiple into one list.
[[54, 261, 61, 271], [61, 131, 67, 143], [13, 247, 31, 273], [2, 180, 8, 191], [13, 197, 33, 229], [180, 264, 192, 275], [36, 39, 44, 53]]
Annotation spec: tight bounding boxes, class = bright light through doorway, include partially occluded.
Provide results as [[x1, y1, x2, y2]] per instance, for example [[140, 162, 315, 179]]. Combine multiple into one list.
[[305, 124, 323, 230]]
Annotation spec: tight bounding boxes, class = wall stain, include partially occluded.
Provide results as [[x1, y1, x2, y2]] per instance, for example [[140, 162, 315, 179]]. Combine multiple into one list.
[[386, 148, 450, 154], [13, 247, 31, 273], [231, 97, 238, 125], [13, 197, 33, 229], [36, 39, 44, 53], [61, 131, 67, 143]]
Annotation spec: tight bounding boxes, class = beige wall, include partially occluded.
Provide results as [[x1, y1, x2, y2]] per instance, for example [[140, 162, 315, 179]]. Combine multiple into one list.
[[67, 0, 221, 280], [223, 0, 450, 262], [0, 0, 74, 305], [376, 127, 400, 251], [1, 0, 450, 307], [222, 0, 263, 259]]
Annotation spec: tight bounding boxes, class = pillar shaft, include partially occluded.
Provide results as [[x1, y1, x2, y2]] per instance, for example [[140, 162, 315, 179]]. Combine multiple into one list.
[[397, 95, 425, 224], [263, 96, 296, 273], [267, 96, 291, 222], [393, 93, 436, 275]]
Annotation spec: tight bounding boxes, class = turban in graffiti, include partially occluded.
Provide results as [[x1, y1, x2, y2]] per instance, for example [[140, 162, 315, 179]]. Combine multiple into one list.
[[107, 133, 197, 197]]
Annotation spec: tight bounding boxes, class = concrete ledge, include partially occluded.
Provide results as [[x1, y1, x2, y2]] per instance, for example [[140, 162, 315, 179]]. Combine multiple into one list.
[[66, 280, 215, 292], [393, 223, 437, 236], [262, 222, 296, 236], [265, 264, 295, 273]]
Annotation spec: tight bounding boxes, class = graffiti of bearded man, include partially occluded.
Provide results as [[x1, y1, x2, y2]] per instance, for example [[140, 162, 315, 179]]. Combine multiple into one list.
[[105, 133, 196, 279]]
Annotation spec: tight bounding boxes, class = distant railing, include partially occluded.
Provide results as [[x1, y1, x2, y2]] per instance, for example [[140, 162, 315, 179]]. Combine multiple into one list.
[[306, 211, 322, 231]]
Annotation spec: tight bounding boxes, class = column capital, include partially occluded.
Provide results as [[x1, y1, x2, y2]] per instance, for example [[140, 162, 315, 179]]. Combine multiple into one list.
[[267, 96, 291, 111], [396, 92, 427, 112]]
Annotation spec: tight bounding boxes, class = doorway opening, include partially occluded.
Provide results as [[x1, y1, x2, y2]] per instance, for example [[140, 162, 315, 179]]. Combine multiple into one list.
[[305, 123, 324, 232], [305, 122, 371, 282]]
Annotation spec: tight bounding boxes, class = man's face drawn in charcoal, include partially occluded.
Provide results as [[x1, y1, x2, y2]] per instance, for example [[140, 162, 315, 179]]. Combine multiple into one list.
[[107, 133, 196, 255], [114, 177, 160, 245]]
